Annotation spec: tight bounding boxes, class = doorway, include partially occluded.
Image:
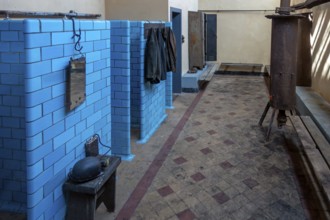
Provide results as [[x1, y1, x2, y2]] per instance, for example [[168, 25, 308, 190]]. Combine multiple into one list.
[[205, 14, 217, 61], [171, 7, 182, 93]]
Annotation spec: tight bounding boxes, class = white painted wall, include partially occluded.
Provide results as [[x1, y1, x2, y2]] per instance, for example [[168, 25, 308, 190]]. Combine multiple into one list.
[[199, 0, 279, 67], [105, 0, 167, 21], [0, 0, 105, 18], [309, 3, 330, 102]]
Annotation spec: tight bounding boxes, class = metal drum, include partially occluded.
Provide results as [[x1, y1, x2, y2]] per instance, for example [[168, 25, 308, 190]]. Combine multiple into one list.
[[266, 14, 303, 110]]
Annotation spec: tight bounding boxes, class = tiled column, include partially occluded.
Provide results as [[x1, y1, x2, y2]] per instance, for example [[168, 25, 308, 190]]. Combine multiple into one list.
[[0, 20, 26, 214], [110, 21, 134, 160]]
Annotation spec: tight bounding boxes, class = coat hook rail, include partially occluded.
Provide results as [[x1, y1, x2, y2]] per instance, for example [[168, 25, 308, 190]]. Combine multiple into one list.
[[0, 10, 101, 19]]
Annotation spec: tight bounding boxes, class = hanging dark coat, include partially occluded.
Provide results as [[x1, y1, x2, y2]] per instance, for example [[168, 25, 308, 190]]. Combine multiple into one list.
[[157, 28, 167, 81], [163, 27, 177, 72], [145, 28, 161, 84]]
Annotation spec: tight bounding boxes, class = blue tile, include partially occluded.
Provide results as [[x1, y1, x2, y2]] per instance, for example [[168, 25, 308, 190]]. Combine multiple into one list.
[[53, 150, 75, 174], [111, 28, 130, 37], [52, 82, 65, 98], [11, 107, 25, 118], [87, 110, 101, 127], [86, 30, 101, 41], [79, 41, 93, 53], [80, 105, 93, 120], [3, 180, 21, 191], [0, 64, 10, 74], [63, 43, 74, 56], [52, 32, 74, 45], [0, 20, 9, 30], [41, 19, 63, 32], [27, 191, 53, 219], [3, 95, 20, 106], [86, 91, 101, 105], [9, 41, 24, 53], [0, 128, 11, 138], [26, 60, 52, 78], [24, 20, 40, 33], [93, 21, 106, 30], [0, 73, 21, 85], [44, 170, 66, 196], [44, 145, 65, 169], [53, 127, 75, 148], [1, 53, 19, 64], [25, 33, 51, 48], [26, 114, 52, 137], [64, 20, 73, 31], [25, 48, 41, 63], [106, 21, 111, 29], [26, 141, 52, 166], [25, 77, 42, 93], [52, 56, 70, 72], [79, 20, 93, 30], [2, 117, 20, 128], [27, 188, 43, 208], [65, 135, 82, 153], [0, 148, 12, 160], [25, 87, 51, 107], [65, 112, 81, 129], [94, 59, 107, 71], [9, 21, 24, 31], [75, 120, 87, 134], [85, 51, 101, 63], [10, 64, 25, 76], [110, 21, 121, 28], [94, 40, 107, 51], [0, 42, 10, 52], [27, 160, 43, 179], [42, 70, 65, 88], [53, 108, 65, 124], [26, 105, 42, 122], [26, 133, 42, 151], [101, 30, 110, 40], [41, 45, 64, 60], [86, 70, 101, 84], [43, 120, 65, 143], [1, 31, 19, 41], [101, 49, 111, 59]]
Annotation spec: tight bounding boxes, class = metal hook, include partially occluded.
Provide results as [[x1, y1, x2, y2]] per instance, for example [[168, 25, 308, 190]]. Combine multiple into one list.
[[70, 17, 83, 54]]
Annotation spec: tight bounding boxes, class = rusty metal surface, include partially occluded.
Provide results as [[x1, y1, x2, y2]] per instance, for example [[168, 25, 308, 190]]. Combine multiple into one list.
[[266, 14, 303, 110], [188, 11, 205, 70]]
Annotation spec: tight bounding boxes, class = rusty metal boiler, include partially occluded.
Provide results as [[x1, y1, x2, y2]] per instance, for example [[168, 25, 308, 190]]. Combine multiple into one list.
[[259, 0, 303, 139]]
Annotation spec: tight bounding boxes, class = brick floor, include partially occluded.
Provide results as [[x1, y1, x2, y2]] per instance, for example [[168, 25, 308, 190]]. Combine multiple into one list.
[[95, 75, 316, 220]]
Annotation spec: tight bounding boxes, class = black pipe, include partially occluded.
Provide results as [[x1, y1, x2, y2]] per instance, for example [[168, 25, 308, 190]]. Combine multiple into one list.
[[0, 10, 101, 19]]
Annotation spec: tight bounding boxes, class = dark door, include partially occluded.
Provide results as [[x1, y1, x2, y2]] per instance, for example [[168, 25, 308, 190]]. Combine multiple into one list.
[[171, 8, 182, 93], [205, 14, 217, 61]]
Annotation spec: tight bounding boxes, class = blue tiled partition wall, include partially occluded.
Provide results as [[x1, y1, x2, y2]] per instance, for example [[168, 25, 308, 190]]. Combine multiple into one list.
[[0, 19, 112, 220], [110, 21, 132, 159], [130, 21, 173, 144]]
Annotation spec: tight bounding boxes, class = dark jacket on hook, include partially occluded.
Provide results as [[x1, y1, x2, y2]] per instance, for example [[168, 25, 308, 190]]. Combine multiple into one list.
[[157, 28, 167, 81], [163, 27, 177, 73], [145, 28, 161, 84]]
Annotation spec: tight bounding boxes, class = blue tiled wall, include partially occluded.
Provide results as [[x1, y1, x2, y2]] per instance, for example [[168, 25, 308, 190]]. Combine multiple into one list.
[[0, 20, 27, 213], [0, 19, 112, 220], [110, 21, 132, 159], [130, 21, 169, 144]]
